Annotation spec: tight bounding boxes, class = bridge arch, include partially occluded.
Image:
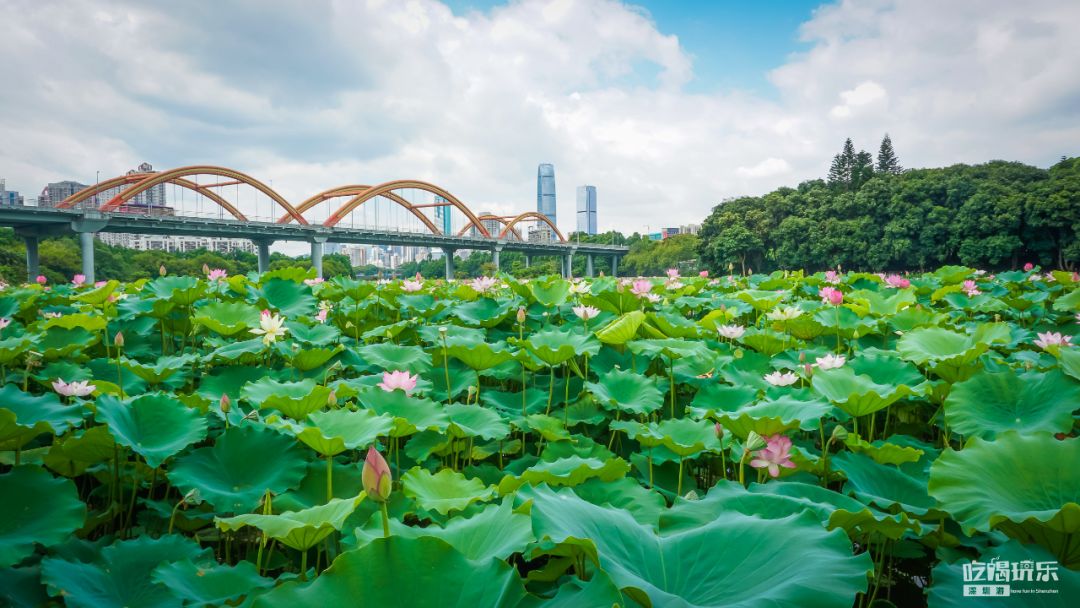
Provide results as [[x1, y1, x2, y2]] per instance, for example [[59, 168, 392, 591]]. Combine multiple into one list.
[[58, 173, 248, 221], [78, 166, 307, 225], [499, 211, 566, 242], [278, 185, 441, 234], [322, 180, 491, 237]]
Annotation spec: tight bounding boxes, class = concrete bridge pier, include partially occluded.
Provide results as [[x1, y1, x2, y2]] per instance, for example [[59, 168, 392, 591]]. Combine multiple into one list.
[[311, 236, 328, 279], [71, 215, 108, 284], [443, 247, 456, 279], [586, 254, 594, 278], [254, 239, 274, 274], [23, 234, 39, 282], [492, 243, 503, 272], [563, 253, 573, 279], [524, 255, 530, 268], [611, 255, 618, 278]]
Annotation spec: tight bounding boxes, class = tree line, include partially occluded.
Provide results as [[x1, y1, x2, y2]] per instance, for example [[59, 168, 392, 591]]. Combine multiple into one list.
[[699, 138, 1079, 273]]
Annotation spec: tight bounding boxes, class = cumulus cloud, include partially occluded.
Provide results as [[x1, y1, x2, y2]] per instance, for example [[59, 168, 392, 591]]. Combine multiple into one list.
[[0, 0, 1076, 235]]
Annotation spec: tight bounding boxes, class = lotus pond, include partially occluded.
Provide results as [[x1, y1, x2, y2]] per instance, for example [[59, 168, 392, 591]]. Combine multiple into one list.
[[2, 266, 1079, 607]]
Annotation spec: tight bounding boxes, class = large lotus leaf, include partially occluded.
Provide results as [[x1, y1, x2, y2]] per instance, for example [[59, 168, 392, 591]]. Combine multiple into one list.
[[585, 367, 665, 415], [355, 343, 432, 374], [39, 327, 97, 360], [41, 535, 209, 608], [928, 540, 1080, 607], [41, 312, 107, 332], [445, 403, 510, 440], [0, 384, 84, 449], [284, 408, 395, 456], [287, 322, 340, 346], [610, 418, 722, 458], [945, 369, 1080, 438], [241, 377, 332, 419], [648, 311, 700, 339], [842, 434, 924, 466], [928, 432, 1080, 565], [833, 451, 943, 518], [120, 354, 195, 386], [626, 338, 711, 361], [443, 336, 515, 371], [688, 382, 757, 411], [95, 393, 207, 468], [204, 338, 266, 365], [252, 536, 526, 608], [498, 455, 630, 493], [0, 466, 86, 567], [1053, 287, 1080, 311], [529, 279, 571, 307], [812, 367, 916, 417], [402, 467, 496, 515], [708, 395, 832, 439], [147, 276, 206, 306], [273, 460, 365, 512], [0, 335, 32, 365], [451, 297, 515, 328], [523, 485, 872, 608], [522, 413, 570, 442], [359, 388, 449, 435], [151, 559, 274, 608], [169, 425, 309, 513], [1059, 347, 1080, 382], [288, 345, 343, 371], [217, 494, 364, 551], [896, 327, 992, 381], [572, 476, 667, 527], [736, 289, 787, 311], [192, 301, 262, 336], [196, 365, 277, 401], [594, 310, 646, 345], [522, 327, 600, 366], [252, 278, 316, 317]]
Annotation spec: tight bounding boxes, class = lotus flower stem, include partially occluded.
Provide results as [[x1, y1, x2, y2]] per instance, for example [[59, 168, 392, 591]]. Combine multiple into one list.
[[300, 549, 307, 580], [380, 502, 391, 538], [441, 333, 451, 405], [326, 454, 334, 502], [545, 366, 555, 415], [668, 356, 675, 418], [676, 458, 684, 496]]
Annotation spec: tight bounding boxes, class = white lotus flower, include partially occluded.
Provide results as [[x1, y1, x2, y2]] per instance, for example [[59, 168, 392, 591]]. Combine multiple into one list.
[[764, 371, 799, 386], [814, 353, 846, 370], [717, 324, 745, 340], [766, 306, 803, 321], [250, 310, 288, 345]]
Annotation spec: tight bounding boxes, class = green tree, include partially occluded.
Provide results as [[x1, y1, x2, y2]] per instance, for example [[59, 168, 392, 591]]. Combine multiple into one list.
[[876, 134, 902, 174]]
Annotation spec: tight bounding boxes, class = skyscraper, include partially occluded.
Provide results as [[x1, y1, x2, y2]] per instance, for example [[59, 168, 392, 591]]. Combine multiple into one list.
[[537, 163, 556, 224], [434, 196, 452, 234], [576, 185, 597, 235]]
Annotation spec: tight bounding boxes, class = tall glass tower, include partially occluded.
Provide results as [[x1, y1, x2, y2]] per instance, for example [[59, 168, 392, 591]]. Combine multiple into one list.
[[576, 185, 597, 235], [537, 164, 556, 225]]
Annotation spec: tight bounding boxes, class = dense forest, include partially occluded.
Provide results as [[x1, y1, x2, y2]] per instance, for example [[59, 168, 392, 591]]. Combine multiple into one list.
[[698, 137, 1079, 273]]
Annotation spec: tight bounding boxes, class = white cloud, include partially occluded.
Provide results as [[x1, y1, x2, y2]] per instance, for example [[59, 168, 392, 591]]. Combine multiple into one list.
[[0, 0, 1077, 237]]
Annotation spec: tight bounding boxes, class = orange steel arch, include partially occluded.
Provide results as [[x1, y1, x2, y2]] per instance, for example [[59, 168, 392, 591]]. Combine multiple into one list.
[[455, 214, 524, 240], [322, 180, 491, 236], [277, 185, 441, 234], [58, 173, 248, 221], [499, 211, 566, 242], [92, 166, 307, 224]]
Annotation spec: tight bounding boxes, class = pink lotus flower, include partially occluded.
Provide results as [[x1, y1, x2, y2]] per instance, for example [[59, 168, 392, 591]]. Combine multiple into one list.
[[0, 318, 9, 330], [885, 275, 910, 289], [315, 309, 328, 323], [303, 278, 324, 286], [362, 446, 392, 502], [52, 379, 96, 397], [819, 286, 843, 306], [750, 434, 797, 478], [1023, 263, 1034, 271], [699, 270, 709, 278], [572, 305, 600, 321], [401, 279, 423, 292], [94, 280, 107, 288], [1044, 272, 1056, 283], [764, 371, 799, 386], [666, 268, 680, 279], [717, 324, 745, 340], [962, 280, 980, 297], [630, 279, 652, 297], [824, 270, 841, 284], [207, 268, 228, 281], [35, 275, 47, 285], [516, 306, 527, 324], [70, 274, 86, 287], [1034, 332, 1072, 350], [470, 276, 498, 293], [378, 370, 418, 395]]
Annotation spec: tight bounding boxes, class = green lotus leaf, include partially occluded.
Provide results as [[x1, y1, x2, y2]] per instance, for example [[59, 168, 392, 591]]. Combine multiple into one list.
[[204, 338, 266, 365], [522, 413, 570, 442], [41, 535, 209, 608], [288, 345, 343, 371], [251, 536, 527, 608], [151, 559, 274, 608], [355, 343, 432, 374], [610, 418, 722, 458], [944, 369, 1080, 438], [928, 432, 1080, 566], [736, 289, 787, 312], [842, 434, 924, 465], [812, 367, 916, 417], [707, 395, 832, 439], [498, 455, 629, 493], [120, 354, 196, 386], [359, 387, 449, 436], [280, 408, 395, 456], [530, 278, 571, 307], [148, 275, 207, 306], [522, 327, 600, 366], [626, 338, 711, 361], [252, 278, 316, 317], [594, 310, 645, 345], [928, 540, 1080, 608], [571, 476, 667, 527], [287, 322, 341, 345], [585, 367, 665, 415], [896, 327, 993, 381], [72, 280, 119, 305], [0, 335, 32, 365], [0, 384, 84, 450], [196, 365, 277, 402], [833, 451, 943, 518], [192, 301, 262, 336], [739, 329, 795, 356], [1053, 287, 1080, 311], [95, 393, 207, 468], [241, 377, 332, 419], [217, 494, 364, 551], [402, 467, 497, 515], [445, 403, 510, 441], [1059, 347, 1080, 382], [0, 466, 86, 567], [169, 425, 309, 513], [39, 327, 97, 359], [648, 311, 700, 338], [452, 297, 516, 327], [443, 336, 515, 371], [41, 312, 107, 332], [523, 485, 872, 608]]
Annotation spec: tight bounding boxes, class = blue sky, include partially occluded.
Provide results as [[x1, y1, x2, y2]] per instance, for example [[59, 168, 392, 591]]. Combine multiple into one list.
[[445, 0, 821, 95]]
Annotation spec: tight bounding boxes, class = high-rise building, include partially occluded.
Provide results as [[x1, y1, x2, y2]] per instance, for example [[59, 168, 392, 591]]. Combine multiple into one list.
[[576, 185, 597, 235], [434, 196, 452, 235], [96, 162, 167, 210], [0, 179, 24, 206], [38, 180, 88, 207], [537, 163, 556, 224]]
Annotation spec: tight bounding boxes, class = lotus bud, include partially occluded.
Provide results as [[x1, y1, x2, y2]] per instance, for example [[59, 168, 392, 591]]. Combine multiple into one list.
[[159, 264, 167, 276], [745, 430, 766, 452], [804, 363, 813, 376], [202, 263, 211, 275], [327, 390, 337, 407], [517, 306, 526, 324], [830, 425, 848, 442], [362, 446, 392, 502], [439, 326, 448, 335], [182, 488, 202, 505], [798, 352, 806, 363], [113, 331, 125, 348], [219, 394, 231, 414], [35, 275, 47, 285], [714, 423, 724, 440]]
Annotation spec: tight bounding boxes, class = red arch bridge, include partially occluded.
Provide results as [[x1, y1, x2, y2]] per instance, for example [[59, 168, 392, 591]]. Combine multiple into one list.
[[1, 165, 626, 282]]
